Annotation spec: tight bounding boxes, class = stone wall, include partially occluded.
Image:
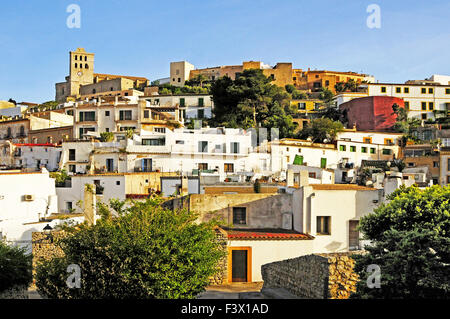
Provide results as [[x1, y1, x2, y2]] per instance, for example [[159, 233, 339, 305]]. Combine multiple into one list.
[[209, 228, 228, 285], [0, 285, 28, 299], [31, 231, 66, 285], [261, 252, 362, 299]]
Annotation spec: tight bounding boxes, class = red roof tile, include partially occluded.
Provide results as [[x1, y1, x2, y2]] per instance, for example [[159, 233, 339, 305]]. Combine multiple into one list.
[[222, 228, 314, 241]]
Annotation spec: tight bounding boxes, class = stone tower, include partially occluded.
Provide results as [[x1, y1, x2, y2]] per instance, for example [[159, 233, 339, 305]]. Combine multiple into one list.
[[68, 48, 95, 97]]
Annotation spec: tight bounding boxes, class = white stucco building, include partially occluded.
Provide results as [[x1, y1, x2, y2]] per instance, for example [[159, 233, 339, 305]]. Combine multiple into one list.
[[0, 169, 76, 251]]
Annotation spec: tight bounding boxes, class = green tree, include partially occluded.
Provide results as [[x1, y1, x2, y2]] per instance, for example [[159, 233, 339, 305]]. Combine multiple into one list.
[[210, 69, 295, 138], [298, 118, 343, 143], [35, 197, 225, 299], [99, 132, 114, 142], [352, 185, 450, 299], [0, 241, 32, 293]]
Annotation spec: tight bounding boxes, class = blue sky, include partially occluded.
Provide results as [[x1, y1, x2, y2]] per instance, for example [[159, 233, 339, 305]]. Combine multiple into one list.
[[0, 0, 449, 102]]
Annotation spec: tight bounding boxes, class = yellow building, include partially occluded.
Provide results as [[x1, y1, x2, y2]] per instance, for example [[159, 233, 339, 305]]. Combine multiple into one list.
[[290, 99, 324, 114], [293, 70, 373, 93]]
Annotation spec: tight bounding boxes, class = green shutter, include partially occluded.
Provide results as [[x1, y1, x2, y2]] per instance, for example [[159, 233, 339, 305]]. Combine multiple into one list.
[[293, 155, 304, 165], [321, 158, 327, 168]]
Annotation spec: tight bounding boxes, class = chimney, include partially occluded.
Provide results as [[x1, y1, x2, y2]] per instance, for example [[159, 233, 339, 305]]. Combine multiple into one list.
[[181, 175, 189, 196], [299, 170, 309, 187], [287, 169, 294, 187], [84, 184, 97, 226]]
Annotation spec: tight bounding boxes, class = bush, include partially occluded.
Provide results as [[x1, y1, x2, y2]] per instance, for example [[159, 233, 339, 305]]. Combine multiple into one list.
[[35, 197, 225, 299], [0, 241, 33, 293], [351, 185, 450, 299]]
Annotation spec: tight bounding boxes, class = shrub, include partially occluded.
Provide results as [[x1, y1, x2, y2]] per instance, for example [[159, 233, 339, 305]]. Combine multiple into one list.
[[351, 185, 450, 299], [35, 197, 225, 299], [0, 241, 33, 293]]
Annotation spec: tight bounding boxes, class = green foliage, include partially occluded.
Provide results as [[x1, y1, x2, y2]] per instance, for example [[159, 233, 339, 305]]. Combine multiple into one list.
[[210, 69, 296, 138], [125, 128, 134, 139], [158, 83, 211, 95], [50, 169, 70, 187], [35, 197, 226, 299], [335, 79, 358, 92], [0, 241, 32, 293], [99, 132, 114, 142], [297, 118, 343, 143], [392, 103, 421, 136], [352, 185, 450, 299]]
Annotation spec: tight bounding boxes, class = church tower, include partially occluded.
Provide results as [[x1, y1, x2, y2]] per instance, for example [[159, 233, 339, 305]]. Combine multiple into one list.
[[68, 48, 94, 96]]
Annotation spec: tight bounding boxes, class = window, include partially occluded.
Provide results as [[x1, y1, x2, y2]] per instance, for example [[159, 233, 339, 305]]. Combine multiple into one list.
[[68, 164, 76, 173], [105, 111, 110, 116], [447, 158, 450, 171], [230, 142, 240, 154], [198, 141, 208, 153], [176, 140, 184, 144], [363, 137, 372, 144], [143, 110, 149, 118], [339, 145, 346, 151], [429, 88, 434, 94], [233, 207, 246, 225], [119, 110, 132, 121], [320, 158, 327, 169], [422, 113, 427, 120], [85, 64, 89, 69], [382, 148, 392, 155], [325, 80, 330, 86], [298, 102, 306, 110], [198, 163, 208, 170], [421, 102, 427, 110], [198, 98, 204, 107], [316, 216, 331, 235], [179, 98, 185, 107], [361, 147, 367, 153], [66, 202, 73, 212], [197, 109, 204, 118], [177, 78, 181, 83], [404, 101, 410, 110], [421, 88, 426, 94], [350, 145, 356, 152], [224, 163, 234, 173], [308, 172, 316, 178], [74, 55, 78, 61], [433, 161, 439, 168], [404, 87, 409, 93], [381, 87, 386, 93], [429, 102, 434, 110], [116, 181, 120, 185], [446, 88, 450, 94], [79, 111, 95, 122], [384, 138, 394, 145], [447, 175, 450, 184], [396, 87, 401, 93], [142, 138, 165, 146], [85, 56, 87, 61], [69, 149, 76, 161], [75, 63, 77, 68], [370, 148, 376, 154], [154, 127, 166, 133]]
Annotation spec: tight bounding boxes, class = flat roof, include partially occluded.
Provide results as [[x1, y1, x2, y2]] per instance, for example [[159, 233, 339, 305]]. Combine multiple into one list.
[[309, 184, 376, 191]]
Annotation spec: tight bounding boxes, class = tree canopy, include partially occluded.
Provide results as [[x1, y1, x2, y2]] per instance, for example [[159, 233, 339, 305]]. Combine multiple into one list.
[[297, 118, 344, 143], [0, 241, 32, 293], [210, 69, 297, 138], [35, 197, 225, 299], [352, 185, 450, 299]]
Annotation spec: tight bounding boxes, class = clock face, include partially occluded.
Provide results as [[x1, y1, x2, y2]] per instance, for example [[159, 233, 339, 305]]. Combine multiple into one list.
[[77, 71, 83, 76]]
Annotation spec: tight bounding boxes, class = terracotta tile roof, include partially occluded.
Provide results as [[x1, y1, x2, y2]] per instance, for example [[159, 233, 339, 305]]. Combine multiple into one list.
[[222, 227, 314, 241], [309, 184, 375, 191]]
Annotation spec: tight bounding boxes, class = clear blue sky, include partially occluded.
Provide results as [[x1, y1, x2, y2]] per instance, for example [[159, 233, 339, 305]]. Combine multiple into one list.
[[0, 0, 449, 103]]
